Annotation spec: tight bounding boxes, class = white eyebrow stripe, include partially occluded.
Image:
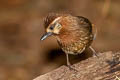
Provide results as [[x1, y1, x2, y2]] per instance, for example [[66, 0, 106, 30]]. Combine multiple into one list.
[[52, 17, 61, 24]]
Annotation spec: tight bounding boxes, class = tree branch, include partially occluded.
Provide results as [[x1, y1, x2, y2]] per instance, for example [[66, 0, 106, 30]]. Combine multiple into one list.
[[34, 51, 120, 80]]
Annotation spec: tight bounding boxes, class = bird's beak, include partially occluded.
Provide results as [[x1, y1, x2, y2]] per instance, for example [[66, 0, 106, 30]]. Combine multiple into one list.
[[40, 32, 53, 41]]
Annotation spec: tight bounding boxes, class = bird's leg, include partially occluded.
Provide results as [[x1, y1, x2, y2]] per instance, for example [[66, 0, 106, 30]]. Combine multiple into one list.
[[65, 53, 78, 73], [89, 46, 99, 58], [65, 53, 76, 71], [66, 53, 74, 70], [66, 53, 71, 66]]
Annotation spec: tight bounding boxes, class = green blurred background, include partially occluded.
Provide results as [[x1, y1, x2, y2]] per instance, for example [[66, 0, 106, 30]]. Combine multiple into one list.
[[0, 0, 120, 80]]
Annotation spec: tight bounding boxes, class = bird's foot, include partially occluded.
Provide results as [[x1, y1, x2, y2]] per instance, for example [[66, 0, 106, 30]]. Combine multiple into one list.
[[93, 52, 99, 58], [67, 64, 78, 73], [89, 46, 99, 58]]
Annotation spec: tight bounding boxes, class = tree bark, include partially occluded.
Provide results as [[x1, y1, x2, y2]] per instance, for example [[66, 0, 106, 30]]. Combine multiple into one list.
[[34, 51, 120, 80]]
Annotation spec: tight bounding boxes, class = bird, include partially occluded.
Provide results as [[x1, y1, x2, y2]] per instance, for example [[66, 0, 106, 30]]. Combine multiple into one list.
[[40, 13, 97, 68]]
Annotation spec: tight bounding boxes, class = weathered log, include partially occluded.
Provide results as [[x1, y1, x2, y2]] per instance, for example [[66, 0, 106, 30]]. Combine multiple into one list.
[[34, 51, 120, 80]]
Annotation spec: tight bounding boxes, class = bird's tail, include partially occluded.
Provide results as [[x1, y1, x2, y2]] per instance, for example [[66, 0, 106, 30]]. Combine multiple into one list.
[[92, 24, 97, 40]]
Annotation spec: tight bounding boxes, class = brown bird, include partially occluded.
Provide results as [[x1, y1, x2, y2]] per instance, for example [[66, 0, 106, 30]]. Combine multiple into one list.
[[40, 13, 97, 67]]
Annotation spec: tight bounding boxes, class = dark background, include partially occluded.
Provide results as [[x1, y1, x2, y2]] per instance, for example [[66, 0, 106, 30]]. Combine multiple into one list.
[[0, 0, 120, 80]]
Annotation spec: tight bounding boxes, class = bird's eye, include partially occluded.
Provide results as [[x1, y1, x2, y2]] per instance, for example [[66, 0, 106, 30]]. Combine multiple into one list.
[[49, 26, 54, 30]]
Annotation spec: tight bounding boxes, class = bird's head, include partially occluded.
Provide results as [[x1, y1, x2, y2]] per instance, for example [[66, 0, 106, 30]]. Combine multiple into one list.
[[40, 13, 70, 41], [40, 17, 63, 40]]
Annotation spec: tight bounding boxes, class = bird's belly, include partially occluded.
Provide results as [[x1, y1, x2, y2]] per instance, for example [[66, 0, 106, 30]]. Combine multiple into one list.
[[60, 40, 92, 55], [61, 43, 85, 55]]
